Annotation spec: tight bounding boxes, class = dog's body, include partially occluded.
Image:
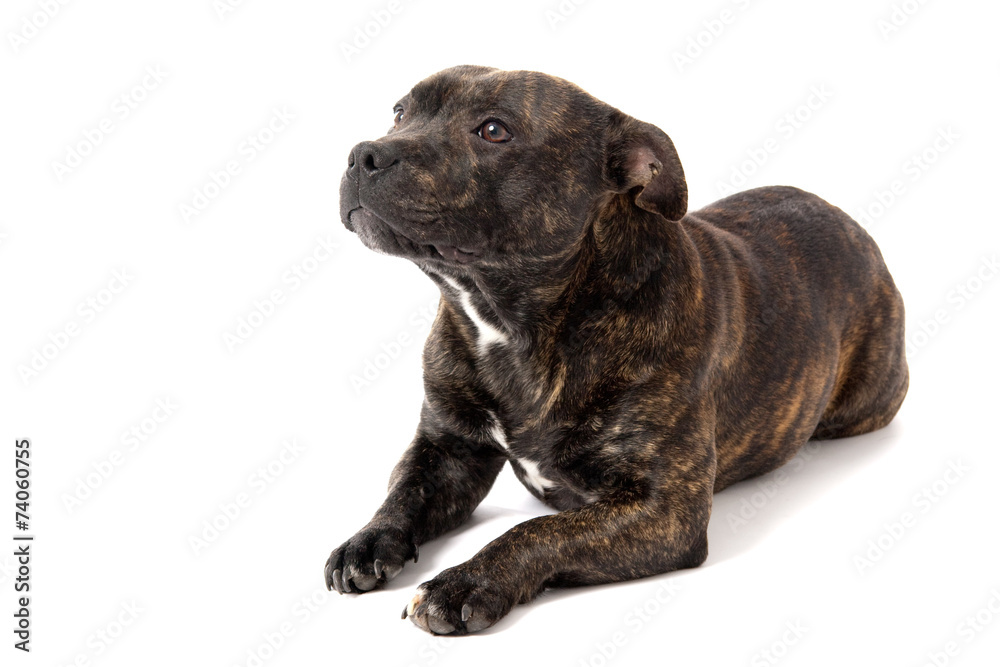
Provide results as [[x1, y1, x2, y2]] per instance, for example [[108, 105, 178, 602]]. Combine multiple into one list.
[[327, 66, 908, 634]]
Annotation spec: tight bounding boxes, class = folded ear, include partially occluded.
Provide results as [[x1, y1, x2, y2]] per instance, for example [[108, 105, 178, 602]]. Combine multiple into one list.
[[604, 111, 688, 221]]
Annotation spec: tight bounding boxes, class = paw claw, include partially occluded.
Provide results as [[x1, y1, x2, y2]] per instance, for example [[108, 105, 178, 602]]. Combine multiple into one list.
[[461, 604, 472, 622], [341, 568, 353, 593], [324, 564, 334, 591], [332, 568, 343, 595]]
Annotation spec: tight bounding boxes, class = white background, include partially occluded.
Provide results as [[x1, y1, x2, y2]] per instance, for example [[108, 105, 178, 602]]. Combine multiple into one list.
[[2, 0, 999, 665]]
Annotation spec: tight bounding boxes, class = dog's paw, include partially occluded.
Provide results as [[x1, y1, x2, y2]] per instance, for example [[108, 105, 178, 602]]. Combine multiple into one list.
[[402, 567, 517, 635], [324, 523, 417, 594]]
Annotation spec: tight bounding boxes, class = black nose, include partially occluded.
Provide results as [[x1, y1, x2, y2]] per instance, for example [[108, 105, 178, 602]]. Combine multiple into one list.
[[348, 141, 399, 177]]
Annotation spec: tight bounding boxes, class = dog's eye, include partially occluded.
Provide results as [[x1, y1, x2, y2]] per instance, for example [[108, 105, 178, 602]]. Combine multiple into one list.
[[478, 120, 512, 143], [393, 107, 405, 125]]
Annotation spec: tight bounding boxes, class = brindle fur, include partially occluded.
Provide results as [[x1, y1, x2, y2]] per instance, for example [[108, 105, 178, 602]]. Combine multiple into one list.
[[325, 66, 908, 635]]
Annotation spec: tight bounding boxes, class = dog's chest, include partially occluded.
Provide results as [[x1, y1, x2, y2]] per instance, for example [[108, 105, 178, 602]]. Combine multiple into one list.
[[437, 275, 610, 508], [485, 411, 552, 493], [484, 409, 601, 510]]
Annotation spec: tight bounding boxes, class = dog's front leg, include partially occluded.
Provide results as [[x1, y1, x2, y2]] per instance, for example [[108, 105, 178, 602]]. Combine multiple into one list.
[[405, 435, 716, 634], [325, 425, 506, 594]]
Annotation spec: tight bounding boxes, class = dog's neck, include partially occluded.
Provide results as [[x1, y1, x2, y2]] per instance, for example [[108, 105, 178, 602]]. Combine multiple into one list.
[[421, 202, 699, 357]]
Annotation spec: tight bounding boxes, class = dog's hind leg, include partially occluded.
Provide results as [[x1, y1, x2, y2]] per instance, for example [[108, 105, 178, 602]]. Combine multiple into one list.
[[812, 285, 909, 440]]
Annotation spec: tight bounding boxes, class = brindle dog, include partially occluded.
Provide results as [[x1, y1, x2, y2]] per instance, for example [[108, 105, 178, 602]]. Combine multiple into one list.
[[326, 65, 908, 634]]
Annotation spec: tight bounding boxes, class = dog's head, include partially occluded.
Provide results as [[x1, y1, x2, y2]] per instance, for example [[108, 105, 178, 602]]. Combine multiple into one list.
[[340, 66, 687, 271]]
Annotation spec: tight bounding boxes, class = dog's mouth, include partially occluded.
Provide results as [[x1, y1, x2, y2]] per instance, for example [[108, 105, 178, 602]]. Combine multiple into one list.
[[432, 244, 479, 264], [346, 207, 481, 265]]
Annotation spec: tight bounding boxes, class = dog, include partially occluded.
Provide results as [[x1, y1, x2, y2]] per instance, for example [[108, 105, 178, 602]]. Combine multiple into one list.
[[326, 65, 909, 634]]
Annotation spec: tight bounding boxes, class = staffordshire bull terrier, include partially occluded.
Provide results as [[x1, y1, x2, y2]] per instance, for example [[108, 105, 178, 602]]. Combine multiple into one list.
[[326, 65, 908, 635]]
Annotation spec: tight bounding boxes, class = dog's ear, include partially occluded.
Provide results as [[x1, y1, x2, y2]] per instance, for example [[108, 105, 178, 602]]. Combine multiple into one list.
[[604, 111, 688, 222]]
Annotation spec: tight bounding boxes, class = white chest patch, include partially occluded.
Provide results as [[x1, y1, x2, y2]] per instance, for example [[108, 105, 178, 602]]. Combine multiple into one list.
[[486, 411, 508, 450], [486, 411, 554, 494], [441, 276, 508, 353], [516, 458, 555, 495]]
